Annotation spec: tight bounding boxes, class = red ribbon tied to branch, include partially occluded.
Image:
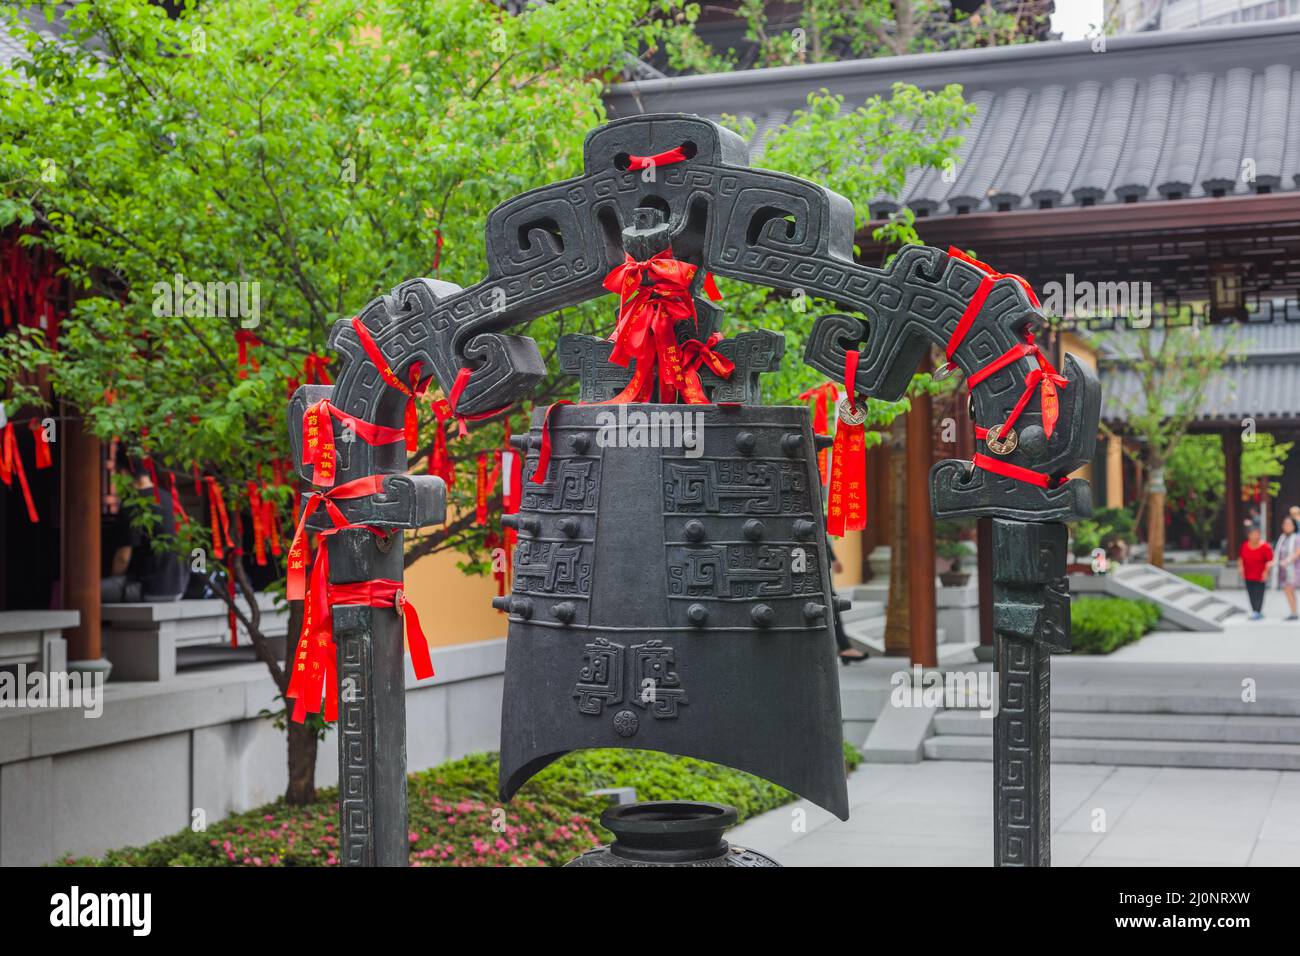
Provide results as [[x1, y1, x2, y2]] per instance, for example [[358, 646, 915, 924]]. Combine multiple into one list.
[[602, 248, 722, 404], [0, 423, 38, 523], [234, 330, 262, 380]]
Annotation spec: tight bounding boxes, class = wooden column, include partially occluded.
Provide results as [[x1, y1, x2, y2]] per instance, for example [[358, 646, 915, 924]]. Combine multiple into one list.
[[906, 369, 937, 668], [1224, 429, 1242, 558], [61, 409, 102, 664], [1105, 434, 1125, 510]]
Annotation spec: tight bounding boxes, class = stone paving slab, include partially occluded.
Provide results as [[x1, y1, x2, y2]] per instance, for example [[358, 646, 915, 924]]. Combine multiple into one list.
[[725, 761, 1300, 866]]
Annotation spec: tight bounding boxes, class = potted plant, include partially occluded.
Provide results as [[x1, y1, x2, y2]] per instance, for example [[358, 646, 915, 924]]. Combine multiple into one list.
[[935, 520, 975, 587]]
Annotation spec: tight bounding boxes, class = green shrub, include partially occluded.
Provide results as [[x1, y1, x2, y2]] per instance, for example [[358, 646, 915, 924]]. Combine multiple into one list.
[[1070, 597, 1162, 654], [1175, 571, 1216, 591], [59, 742, 861, 867]]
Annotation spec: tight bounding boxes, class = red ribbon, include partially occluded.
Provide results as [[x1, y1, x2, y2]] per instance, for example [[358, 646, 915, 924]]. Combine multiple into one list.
[[826, 351, 867, 537], [529, 400, 574, 484], [300, 399, 404, 488], [799, 382, 838, 483], [28, 419, 52, 469], [226, 554, 240, 647], [247, 481, 267, 566], [602, 249, 722, 404], [302, 353, 333, 385], [626, 146, 689, 171], [234, 330, 262, 380], [0, 423, 38, 523], [679, 333, 735, 405], [428, 399, 456, 489], [168, 471, 189, 526], [205, 476, 233, 561], [350, 316, 429, 452], [943, 247, 1067, 484], [285, 474, 387, 603]]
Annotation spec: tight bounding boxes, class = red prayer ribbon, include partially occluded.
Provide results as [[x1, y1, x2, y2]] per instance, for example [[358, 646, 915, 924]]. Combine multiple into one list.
[[0, 423, 38, 523], [799, 382, 838, 483], [300, 398, 404, 488], [205, 476, 233, 561], [601, 249, 722, 404], [943, 246, 1067, 485], [234, 330, 262, 380], [28, 419, 52, 469], [626, 146, 689, 171], [826, 351, 867, 537], [168, 471, 189, 526], [529, 401, 574, 484]]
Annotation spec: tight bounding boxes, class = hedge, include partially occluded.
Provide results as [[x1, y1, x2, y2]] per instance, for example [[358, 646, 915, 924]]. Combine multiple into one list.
[[58, 742, 862, 867], [1175, 571, 1217, 591], [1070, 596, 1162, 654]]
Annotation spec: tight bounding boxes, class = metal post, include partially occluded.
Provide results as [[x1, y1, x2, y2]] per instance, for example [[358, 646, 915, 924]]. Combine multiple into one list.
[[991, 519, 1070, 867], [330, 526, 410, 867]]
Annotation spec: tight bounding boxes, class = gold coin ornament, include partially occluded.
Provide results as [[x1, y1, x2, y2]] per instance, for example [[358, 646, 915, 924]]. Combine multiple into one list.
[[983, 423, 1018, 455]]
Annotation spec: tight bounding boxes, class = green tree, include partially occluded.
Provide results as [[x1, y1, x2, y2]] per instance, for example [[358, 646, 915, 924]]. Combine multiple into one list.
[[1098, 324, 1237, 568], [1, 0, 972, 802], [1166, 432, 1291, 556], [660, 0, 1051, 72]]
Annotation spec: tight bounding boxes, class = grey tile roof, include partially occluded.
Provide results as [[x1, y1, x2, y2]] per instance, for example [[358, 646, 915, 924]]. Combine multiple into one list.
[[1090, 320, 1300, 424], [606, 21, 1300, 219]]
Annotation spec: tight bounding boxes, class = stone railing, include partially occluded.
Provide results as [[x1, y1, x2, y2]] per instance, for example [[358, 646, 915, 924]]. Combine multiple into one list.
[[102, 595, 289, 681]]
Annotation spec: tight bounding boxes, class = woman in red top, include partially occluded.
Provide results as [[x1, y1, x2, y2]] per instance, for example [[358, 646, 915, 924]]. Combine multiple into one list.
[[1239, 526, 1275, 620]]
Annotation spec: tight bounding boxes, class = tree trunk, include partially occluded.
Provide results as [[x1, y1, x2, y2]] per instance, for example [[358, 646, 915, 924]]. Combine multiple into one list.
[[1146, 465, 1167, 568], [283, 600, 319, 805], [884, 416, 911, 654]]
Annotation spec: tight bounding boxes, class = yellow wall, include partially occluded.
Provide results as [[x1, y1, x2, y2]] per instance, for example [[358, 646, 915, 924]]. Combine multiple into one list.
[[405, 545, 507, 647], [832, 529, 864, 588], [1062, 330, 1099, 483]]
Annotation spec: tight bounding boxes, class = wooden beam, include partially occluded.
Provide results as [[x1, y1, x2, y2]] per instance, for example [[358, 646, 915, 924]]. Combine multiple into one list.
[[881, 192, 1300, 247]]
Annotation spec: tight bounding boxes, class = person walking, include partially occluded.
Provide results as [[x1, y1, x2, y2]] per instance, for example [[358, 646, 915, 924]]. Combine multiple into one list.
[[1276, 515, 1300, 621], [1239, 525, 1275, 620]]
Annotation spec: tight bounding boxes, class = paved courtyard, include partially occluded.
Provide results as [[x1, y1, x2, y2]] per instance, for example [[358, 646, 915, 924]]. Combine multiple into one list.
[[726, 760, 1300, 866]]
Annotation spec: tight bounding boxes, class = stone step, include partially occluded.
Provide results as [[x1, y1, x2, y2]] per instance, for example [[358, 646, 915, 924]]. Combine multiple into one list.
[[839, 600, 885, 625], [1070, 563, 1237, 632], [1052, 688, 1300, 717], [922, 734, 1300, 770], [932, 709, 1300, 743]]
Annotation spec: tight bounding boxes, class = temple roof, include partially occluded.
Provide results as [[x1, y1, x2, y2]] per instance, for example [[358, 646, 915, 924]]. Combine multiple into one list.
[[605, 21, 1300, 221]]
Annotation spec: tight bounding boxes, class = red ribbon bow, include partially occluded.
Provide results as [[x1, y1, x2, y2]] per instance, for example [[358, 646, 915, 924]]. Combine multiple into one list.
[[602, 248, 722, 404]]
